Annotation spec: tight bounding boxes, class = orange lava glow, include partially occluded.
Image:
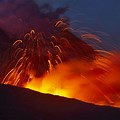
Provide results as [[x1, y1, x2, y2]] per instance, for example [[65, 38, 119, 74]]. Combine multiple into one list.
[[26, 55, 120, 107]]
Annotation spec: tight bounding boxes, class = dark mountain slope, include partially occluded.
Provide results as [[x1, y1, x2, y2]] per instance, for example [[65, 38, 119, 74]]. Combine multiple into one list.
[[0, 84, 120, 120]]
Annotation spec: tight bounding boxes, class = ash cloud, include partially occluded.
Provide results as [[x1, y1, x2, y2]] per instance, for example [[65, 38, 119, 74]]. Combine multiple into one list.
[[0, 0, 68, 53], [0, 0, 68, 34]]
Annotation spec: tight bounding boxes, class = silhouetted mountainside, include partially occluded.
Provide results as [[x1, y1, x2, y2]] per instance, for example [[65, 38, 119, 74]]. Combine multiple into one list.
[[0, 84, 120, 120]]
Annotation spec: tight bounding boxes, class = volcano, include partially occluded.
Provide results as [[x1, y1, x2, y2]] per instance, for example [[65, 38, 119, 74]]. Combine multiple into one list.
[[0, 84, 120, 120], [1, 1, 120, 118]]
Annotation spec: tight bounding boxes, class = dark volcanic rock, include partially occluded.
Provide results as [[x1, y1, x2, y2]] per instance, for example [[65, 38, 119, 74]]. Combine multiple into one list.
[[0, 84, 120, 120]]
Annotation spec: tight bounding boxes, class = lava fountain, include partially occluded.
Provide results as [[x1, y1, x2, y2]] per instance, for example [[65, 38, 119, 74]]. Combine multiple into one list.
[[0, 20, 120, 108]]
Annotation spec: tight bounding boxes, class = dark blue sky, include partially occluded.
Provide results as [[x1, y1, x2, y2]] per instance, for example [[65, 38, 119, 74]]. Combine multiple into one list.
[[35, 0, 120, 50]]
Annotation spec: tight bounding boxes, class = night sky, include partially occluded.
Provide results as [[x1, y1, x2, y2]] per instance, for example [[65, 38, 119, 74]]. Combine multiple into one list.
[[35, 0, 120, 50]]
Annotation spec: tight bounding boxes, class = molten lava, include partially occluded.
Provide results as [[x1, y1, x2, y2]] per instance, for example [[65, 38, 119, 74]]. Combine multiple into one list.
[[0, 20, 120, 108], [26, 56, 120, 107]]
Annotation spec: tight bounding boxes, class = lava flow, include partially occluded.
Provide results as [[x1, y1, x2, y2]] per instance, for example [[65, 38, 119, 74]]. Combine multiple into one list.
[[0, 20, 120, 108]]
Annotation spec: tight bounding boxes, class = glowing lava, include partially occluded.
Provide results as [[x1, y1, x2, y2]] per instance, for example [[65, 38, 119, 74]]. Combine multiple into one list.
[[26, 56, 120, 107]]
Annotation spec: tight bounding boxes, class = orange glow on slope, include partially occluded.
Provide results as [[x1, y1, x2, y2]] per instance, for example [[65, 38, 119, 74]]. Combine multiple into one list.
[[26, 55, 120, 107]]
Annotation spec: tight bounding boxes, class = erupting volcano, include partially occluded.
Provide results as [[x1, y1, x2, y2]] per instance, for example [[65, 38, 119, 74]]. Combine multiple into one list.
[[0, 19, 120, 108], [0, 1, 120, 118]]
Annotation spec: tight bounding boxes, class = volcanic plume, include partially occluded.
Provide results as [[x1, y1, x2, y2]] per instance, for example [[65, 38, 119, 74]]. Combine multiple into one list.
[[0, 0, 120, 108]]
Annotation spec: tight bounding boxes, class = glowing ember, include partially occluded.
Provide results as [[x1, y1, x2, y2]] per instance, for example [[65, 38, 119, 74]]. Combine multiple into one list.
[[0, 20, 120, 108]]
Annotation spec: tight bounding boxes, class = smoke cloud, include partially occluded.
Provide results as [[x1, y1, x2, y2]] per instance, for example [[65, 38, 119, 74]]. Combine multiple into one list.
[[0, 0, 68, 34], [0, 0, 68, 54]]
